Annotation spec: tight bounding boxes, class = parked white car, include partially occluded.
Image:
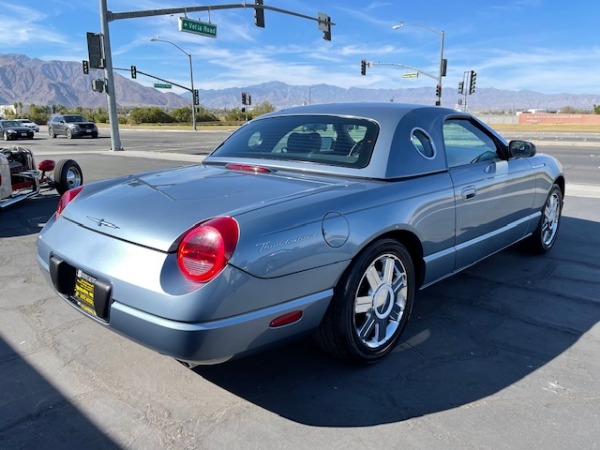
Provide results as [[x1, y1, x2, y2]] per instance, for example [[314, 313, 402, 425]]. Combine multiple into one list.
[[16, 119, 40, 132]]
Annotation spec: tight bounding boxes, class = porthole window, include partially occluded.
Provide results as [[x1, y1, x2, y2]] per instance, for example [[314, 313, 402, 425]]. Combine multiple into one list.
[[411, 128, 435, 159], [248, 131, 263, 148]]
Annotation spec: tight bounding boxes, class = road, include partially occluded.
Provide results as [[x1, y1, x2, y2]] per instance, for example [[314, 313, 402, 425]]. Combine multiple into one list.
[[1, 128, 599, 449], [24, 126, 600, 187]]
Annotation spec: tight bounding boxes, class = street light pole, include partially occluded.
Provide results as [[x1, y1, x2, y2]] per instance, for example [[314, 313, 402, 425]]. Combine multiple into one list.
[[150, 38, 196, 130], [393, 21, 445, 106]]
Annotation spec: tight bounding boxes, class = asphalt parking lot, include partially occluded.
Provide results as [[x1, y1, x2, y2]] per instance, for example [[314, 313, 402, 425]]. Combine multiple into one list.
[[1, 129, 599, 449]]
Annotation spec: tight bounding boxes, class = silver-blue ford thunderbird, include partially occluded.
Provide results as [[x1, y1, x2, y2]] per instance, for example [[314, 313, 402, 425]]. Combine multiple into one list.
[[37, 103, 564, 365]]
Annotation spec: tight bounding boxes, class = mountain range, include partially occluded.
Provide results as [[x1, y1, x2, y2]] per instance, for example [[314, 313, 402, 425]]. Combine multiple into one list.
[[2, 54, 600, 112]]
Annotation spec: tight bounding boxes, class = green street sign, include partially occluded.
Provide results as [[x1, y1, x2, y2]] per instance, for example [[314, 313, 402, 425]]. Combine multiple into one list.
[[178, 17, 217, 38], [402, 72, 419, 79], [154, 83, 172, 89]]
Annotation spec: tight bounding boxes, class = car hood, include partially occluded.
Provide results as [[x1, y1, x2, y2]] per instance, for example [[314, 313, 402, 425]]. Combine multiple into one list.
[[62, 163, 348, 252]]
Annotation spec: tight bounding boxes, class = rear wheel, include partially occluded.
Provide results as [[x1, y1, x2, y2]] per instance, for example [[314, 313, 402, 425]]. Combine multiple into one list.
[[314, 239, 415, 363], [522, 184, 563, 254], [54, 159, 83, 195]]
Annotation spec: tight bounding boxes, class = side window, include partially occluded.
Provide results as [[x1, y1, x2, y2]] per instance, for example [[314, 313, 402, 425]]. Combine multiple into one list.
[[411, 128, 435, 159], [443, 119, 500, 168]]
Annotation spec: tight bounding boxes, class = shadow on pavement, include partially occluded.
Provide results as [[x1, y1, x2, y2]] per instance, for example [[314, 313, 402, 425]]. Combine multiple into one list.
[[0, 194, 59, 238], [0, 337, 119, 449], [196, 216, 600, 427]]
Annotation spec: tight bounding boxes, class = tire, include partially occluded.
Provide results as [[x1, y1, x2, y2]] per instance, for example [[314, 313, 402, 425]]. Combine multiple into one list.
[[54, 159, 83, 195], [3, 131, 9, 141], [66, 128, 73, 139], [49, 127, 57, 138], [314, 239, 415, 364], [522, 184, 563, 254], [91, 132, 98, 139]]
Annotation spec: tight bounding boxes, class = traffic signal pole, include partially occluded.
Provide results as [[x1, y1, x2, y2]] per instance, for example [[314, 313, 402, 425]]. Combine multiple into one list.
[[98, 1, 333, 150], [99, 0, 123, 151]]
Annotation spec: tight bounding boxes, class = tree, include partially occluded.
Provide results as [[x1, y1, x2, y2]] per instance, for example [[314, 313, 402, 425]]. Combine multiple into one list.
[[196, 107, 219, 122], [594, 105, 600, 115], [223, 108, 246, 121], [28, 104, 49, 124], [128, 107, 174, 124], [251, 101, 276, 117], [171, 107, 192, 123]]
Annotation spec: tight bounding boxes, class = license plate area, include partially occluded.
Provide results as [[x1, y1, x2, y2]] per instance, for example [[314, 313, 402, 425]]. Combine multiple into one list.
[[49, 256, 112, 321]]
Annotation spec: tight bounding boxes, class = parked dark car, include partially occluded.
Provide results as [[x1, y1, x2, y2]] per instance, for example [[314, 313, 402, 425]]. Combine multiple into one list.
[[0, 120, 34, 140], [48, 114, 98, 139], [37, 103, 564, 366]]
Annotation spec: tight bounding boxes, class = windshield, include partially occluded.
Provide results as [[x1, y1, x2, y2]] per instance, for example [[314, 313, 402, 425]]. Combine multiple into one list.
[[64, 115, 87, 123], [1, 121, 20, 127], [210, 114, 379, 169]]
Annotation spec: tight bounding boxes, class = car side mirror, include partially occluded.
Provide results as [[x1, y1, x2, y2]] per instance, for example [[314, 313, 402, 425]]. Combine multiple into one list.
[[508, 140, 536, 158]]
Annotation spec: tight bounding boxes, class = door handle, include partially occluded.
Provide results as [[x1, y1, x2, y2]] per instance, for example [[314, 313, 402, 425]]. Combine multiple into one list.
[[461, 186, 476, 200]]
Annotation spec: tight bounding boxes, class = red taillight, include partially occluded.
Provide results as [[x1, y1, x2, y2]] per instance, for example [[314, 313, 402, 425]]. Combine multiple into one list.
[[177, 216, 239, 283], [56, 186, 83, 217]]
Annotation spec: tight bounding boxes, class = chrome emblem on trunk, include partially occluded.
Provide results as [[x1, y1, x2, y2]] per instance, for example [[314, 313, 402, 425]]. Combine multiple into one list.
[[87, 216, 120, 229]]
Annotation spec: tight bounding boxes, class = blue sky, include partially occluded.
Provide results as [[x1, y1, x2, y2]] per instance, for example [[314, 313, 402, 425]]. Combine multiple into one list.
[[1, 0, 599, 96]]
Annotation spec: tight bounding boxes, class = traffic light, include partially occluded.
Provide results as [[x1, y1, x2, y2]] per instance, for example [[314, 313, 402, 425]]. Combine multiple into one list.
[[193, 89, 200, 106], [241, 92, 247, 105], [91, 78, 106, 93], [130, 65, 137, 79], [82, 60, 89, 75], [360, 59, 367, 76], [248, 94, 252, 106], [318, 13, 331, 41], [86, 32, 104, 69], [254, 0, 265, 27], [469, 70, 477, 94], [435, 85, 442, 97], [457, 81, 464, 95], [440, 58, 448, 77]]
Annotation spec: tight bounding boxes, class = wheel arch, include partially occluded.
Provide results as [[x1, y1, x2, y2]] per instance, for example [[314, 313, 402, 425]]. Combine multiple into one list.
[[341, 229, 425, 289], [554, 175, 566, 197], [381, 230, 425, 287]]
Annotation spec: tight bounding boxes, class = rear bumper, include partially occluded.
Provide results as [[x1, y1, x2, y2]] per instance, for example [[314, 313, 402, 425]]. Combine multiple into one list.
[[107, 290, 332, 364], [37, 251, 332, 364]]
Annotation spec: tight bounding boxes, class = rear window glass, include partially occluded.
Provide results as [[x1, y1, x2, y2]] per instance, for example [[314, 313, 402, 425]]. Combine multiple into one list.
[[210, 115, 379, 168]]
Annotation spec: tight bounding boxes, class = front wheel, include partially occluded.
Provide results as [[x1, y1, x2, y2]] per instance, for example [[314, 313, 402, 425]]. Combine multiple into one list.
[[314, 239, 415, 364], [54, 159, 83, 195], [49, 127, 56, 138], [522, 184, 563, 254], [66, 128, 73, 139], [3, 131, 9, 141]]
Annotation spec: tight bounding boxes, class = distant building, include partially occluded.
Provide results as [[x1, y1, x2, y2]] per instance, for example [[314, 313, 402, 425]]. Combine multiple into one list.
[[0, 104, 32, 117]]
